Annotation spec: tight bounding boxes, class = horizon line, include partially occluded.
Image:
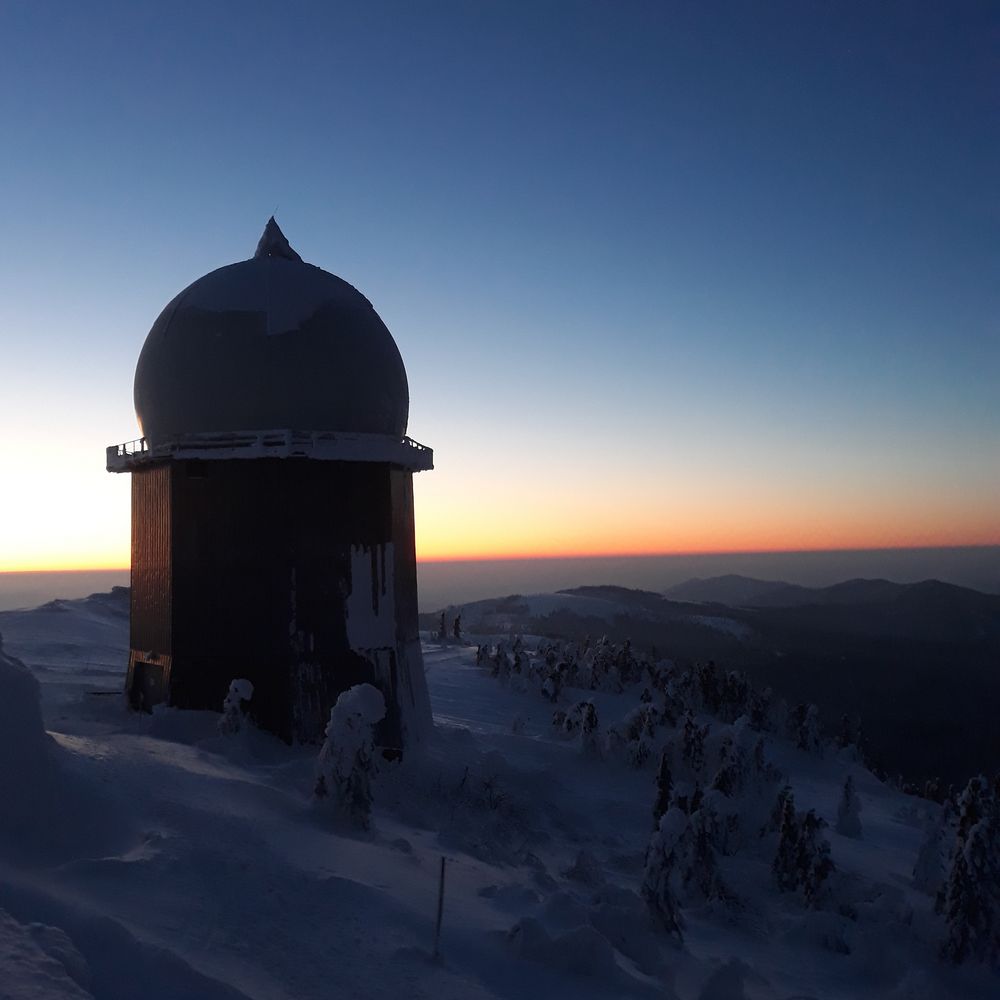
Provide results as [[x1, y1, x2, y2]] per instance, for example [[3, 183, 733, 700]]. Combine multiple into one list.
[[3, 540, 999, 574]]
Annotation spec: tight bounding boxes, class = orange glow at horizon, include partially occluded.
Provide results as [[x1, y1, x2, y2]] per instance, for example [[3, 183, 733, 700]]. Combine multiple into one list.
[[2, 436, 997, 573], [413, 529, 1000, 564], [4, 532, 1000, 574], [410, 490, 1000, 563]]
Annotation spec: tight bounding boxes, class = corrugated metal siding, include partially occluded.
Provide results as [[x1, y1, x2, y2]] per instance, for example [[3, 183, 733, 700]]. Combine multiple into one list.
[[124, 458, 426, 747], [130, 464, 172, 657]]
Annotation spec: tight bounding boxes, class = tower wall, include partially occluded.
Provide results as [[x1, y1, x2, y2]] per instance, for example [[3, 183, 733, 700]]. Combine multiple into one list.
[[126, 458, 430, 747], [128, 464, 172, 709]]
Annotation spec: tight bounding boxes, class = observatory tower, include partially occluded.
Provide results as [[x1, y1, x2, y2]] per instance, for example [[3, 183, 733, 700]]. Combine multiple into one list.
[[107, 219, 433, 748]]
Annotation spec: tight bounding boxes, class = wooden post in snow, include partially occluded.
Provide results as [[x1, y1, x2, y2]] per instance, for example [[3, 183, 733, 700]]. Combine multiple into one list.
[[432, 855, 446, 961]]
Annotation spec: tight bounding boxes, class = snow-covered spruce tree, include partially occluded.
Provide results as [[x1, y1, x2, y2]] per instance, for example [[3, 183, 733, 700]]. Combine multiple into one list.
[[696, 661, 721, 714], [835, 774, 863, 838], [219, 678, 254, 736], [682, 711, 707, 772], [836, 713, 857, 750], [940, 776, 1000, 965], [540, 662, 564, 702], [314, 683, 386, 830], [682, 806, 731, 905], [653, 748, 674, 828], [719, 670, 749, 724], [797, 810, 834, 907], [711, 735, 749, 800], [493, 643, 511, 682], [795, 704, 822, 754], [641, 806, 686, 941], [772, 792, 800, 891], [761, 783, 792, 836], [747, 686, 773, 732], [579, 701, 600, 754], [773, 796, 835, 905]]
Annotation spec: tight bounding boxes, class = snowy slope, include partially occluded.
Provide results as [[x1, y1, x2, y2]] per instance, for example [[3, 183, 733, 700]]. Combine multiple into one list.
[[0, 594, 995, 1000]]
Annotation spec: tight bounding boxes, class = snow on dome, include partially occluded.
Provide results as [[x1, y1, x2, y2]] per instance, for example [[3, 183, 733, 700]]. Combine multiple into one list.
[[133, 219, 409, 445]]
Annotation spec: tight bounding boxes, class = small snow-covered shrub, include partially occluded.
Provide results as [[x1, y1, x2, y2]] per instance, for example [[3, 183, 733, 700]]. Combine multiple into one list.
[[314, 683, 386, 829], [834, 775, 863, 839], [218, 678, 254, 736]]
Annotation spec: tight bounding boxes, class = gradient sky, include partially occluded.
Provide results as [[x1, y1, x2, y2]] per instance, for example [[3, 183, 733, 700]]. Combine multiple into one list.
[[0, 1, 997, 571]]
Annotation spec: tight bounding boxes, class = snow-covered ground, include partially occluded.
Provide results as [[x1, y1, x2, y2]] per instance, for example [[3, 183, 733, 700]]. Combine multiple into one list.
[[0, 592, 995, 999]]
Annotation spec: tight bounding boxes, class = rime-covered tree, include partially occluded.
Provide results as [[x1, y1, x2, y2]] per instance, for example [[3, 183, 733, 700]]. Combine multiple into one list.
[[682, 712, 707, 772], [940, 776, 1000, 965], [797, 810, 834, 907], [218, 678, 254, 736], [314, 683, 386, 829], [541, 662, 563, 702], [835, 775, 863, 838], [762, 784, 793, 837], [683, 807, 730, 903], [924, 776, 945, 803], [711, 736, 748, 799], [696, 661, 721, 714], [773, 796, 834, 905], [719, 670, 749, 724], [796, 704, 822, 754], [835, 713, 860, 751], [579, 700, 600, 754], [772, 792, 800, 892], [641, 807, 686, 941], [653, 748, 673, 828], [748, 686, 773, 732]]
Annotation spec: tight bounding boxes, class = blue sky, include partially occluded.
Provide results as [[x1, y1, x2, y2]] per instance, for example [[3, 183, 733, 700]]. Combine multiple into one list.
[[0, 1, 996, 567]]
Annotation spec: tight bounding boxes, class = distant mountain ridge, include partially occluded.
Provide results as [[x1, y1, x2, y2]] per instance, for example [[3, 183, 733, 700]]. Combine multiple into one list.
[[662, 573, 997, 610]]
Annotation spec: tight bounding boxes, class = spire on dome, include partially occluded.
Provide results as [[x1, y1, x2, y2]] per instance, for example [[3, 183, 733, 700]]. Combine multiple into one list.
[[254, 217, 303, 262]]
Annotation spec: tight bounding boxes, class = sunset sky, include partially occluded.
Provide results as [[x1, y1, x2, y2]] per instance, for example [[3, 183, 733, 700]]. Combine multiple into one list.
[[0, 1, 997, 572]]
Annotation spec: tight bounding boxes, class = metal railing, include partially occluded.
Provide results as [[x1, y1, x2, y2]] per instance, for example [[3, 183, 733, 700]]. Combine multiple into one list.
[[107, 430, 433, 472]]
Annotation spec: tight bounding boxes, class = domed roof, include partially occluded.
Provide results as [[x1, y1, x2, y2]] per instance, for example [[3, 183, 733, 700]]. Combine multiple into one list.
[[134, 219, 409, 446]]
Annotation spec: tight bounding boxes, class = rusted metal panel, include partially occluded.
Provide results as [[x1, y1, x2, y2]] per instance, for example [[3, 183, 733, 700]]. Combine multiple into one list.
[[128, 464, 172, 703]]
